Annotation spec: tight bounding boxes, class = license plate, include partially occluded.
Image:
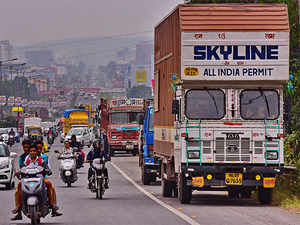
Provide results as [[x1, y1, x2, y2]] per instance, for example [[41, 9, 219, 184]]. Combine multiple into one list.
[[192, 177, 204, 187], [225, 173, 242, 185], [126, 145, 134, 150]]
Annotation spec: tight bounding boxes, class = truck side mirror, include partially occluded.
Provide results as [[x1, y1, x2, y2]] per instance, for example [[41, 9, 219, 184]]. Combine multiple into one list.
[[138, 115, 144, 125], [172, 100, 179, 115]]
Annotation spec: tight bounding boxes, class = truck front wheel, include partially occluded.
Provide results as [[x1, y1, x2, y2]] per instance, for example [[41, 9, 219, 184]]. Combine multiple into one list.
[[142, 166, 151, 185], [178, 173, 192, 204], [162, 179, 173, 197], [258, 187, 273, 205]]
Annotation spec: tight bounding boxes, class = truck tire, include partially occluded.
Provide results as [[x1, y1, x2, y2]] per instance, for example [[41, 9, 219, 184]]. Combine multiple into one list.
[[178, 173, 192, 204], [108, 145, 114, 157], [142, 167, 151, 185], [258, 187, 273, 204], [162, 179, 173, 197]]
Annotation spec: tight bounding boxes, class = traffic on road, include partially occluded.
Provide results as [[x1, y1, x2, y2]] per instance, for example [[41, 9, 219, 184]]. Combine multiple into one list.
[[0, 1, 300, 225]]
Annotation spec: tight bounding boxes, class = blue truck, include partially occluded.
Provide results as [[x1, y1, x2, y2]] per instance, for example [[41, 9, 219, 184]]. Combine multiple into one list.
[[139, 106, 161, 185]]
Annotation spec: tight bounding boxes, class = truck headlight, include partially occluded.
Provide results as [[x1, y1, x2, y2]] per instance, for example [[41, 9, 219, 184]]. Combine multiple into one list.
[[188, 151, 200, 159], [266, 151, 278, 160]]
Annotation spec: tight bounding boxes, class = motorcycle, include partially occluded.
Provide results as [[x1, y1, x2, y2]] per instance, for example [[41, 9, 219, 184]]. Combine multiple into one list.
[[19, 166, 51, 225], [58, 152, 78, 187], [73, 147, 84, 169], [8, 135, 15, 147], [89, 157, 107, 199], [47, 134, 54, 145]]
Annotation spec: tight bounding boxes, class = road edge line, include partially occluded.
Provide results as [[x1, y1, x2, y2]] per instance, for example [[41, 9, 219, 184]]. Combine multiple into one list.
[[111, 162, 201, 225]]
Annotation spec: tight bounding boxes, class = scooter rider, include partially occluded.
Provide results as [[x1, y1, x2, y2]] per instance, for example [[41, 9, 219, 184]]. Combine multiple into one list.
[[87, 141, 110, 189], [61, 140, 73, 154], [70, 135, 84, 167], [8, 128, 16, 136], [11, 145, 62, 220]]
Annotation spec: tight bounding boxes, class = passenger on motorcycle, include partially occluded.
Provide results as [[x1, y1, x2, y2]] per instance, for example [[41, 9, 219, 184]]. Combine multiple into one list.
[[70, 135, 84, 167], [86, 141, 110, 189], [61, 140, 73, 154], [11, 145, 62, 220], [36, 140, 51, 169]]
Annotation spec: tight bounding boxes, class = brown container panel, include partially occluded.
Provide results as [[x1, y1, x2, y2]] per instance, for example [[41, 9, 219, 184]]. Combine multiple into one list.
[[154, 7, 180, 128], [179, 4, 289, 32], [154, 140, 174, 158]]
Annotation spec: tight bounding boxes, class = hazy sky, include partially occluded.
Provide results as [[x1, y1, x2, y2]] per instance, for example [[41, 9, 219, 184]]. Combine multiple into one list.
[[0, 0, 182, 46]]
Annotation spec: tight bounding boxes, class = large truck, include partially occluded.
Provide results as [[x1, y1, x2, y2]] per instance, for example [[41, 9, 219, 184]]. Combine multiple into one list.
[[103, 97, 146, 156], [63, 109, 89, 136], [139, 105, 161, 185], [154, 4, 289, 204]]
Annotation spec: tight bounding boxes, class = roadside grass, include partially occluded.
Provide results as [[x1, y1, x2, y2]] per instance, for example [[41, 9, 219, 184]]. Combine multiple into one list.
[[272, 172, 300, 211]]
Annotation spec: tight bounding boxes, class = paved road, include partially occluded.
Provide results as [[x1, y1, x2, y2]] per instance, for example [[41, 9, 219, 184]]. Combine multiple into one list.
[[112, 154, 300, 225], [1, 140, 189, 225], [1, 141, 300, 225]]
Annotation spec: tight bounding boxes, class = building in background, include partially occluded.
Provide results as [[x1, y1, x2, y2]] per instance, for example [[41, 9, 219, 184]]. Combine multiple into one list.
[[131, 41, 154, 87], [25, 50, 55, 66], [0, 40, 13, 61]]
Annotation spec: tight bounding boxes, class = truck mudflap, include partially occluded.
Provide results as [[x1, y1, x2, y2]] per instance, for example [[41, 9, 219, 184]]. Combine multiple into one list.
[[181, 165, 282, 190]]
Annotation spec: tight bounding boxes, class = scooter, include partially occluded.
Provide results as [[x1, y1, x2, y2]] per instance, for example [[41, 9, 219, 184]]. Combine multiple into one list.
[[8, 135, 15, 147], [19, 166, 51, 225], [89, 157, 108, 199], [57, 152, 78, 187]]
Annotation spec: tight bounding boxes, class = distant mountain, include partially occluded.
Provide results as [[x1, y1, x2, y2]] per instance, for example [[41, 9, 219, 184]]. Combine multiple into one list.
[[16, 34, 153, 66]]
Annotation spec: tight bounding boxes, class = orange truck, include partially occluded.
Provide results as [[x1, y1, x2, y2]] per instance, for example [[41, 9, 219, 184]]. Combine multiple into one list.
[[100, 97, 146, 156], [154, 4, 289, 204]]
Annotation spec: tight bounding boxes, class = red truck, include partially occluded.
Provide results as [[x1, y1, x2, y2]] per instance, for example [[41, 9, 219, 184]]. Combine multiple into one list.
[[99, 97, 146, 156]]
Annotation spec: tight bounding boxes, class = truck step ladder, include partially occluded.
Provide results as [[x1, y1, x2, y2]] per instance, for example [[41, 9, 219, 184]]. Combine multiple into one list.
[[264, 119, 281, 166], [185, 120, 202, 166]]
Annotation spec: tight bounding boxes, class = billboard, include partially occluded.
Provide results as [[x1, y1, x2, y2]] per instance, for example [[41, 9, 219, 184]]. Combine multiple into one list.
[[181, 32, 289, 81], [136, 70, 147, 83]]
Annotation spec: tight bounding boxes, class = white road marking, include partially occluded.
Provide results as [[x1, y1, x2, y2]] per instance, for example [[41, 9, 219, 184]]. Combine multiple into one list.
[[111, 162, 201, 225]]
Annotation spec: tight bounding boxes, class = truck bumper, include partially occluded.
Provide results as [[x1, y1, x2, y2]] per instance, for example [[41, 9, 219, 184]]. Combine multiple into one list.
[[144, 163, 161, 175], [110, 144, 138, 151], [182, 165, 281, 190]]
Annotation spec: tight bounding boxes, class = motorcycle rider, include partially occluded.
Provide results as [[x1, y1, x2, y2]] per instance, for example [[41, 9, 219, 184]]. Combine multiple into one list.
[[86, 141, 110, 189], [8, 128, 16, 136], [70, 135, 84, 167], [61, 140, 73, 154], [18, 139, 31, 168], [11, 145, 62, 220]]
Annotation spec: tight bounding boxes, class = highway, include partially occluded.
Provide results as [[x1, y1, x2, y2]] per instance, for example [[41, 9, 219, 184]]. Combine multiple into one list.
[[0, 140, 299, 225]]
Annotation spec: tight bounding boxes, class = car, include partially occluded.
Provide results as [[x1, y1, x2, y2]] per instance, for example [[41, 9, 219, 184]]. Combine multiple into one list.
[[0, 142, 17, 189], [65, 127, 91, 147], [0, 128, 9, 143]]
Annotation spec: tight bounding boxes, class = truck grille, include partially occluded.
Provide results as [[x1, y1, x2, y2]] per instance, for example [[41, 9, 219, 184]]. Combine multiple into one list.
[[215, 137, 251, 162]]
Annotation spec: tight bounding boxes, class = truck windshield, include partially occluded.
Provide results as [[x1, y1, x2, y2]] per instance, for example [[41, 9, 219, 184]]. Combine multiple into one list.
[[69, 129, 83, 136], [111, 112, 128, 124], [185, 89, 225, 119], [29, 128, 41, 134], [240, 89, 279, 120], [111, 112, 144, 124]]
